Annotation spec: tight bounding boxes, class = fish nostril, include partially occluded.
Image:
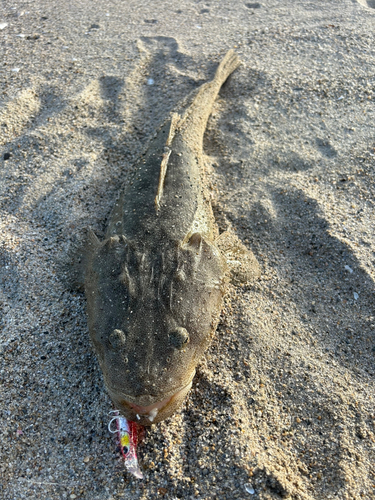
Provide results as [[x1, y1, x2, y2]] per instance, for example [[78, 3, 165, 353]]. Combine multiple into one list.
[[168, 327, 189, 350], [109, 329, 126, 349]]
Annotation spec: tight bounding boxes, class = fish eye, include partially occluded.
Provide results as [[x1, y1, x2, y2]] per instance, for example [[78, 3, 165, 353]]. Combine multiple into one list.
[[108, 329, 126, 349], [122, 446, 129, 454], [168, 327, 190, 350]]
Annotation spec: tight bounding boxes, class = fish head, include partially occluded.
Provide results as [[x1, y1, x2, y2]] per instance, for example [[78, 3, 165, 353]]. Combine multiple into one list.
[[85, 232, 226, 425]]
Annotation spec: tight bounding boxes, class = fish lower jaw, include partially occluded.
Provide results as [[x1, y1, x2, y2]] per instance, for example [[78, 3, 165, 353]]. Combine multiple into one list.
[[109, 380, 193, 425], [127, 394, 173, 422]]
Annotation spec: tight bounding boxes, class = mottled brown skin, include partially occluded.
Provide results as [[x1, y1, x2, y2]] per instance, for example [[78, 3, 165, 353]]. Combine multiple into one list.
[[83, 50, 259, 425]]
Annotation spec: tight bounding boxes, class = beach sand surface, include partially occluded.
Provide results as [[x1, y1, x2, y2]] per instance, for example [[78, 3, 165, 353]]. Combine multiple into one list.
[[1, 1, 375, 499]]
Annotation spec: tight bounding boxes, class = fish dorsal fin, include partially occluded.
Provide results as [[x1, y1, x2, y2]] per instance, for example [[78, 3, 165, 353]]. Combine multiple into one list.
[[155, 113, 180, 212]]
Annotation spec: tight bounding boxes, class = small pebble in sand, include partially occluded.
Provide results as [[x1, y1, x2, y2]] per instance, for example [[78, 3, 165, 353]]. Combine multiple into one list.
[[0, 22, 8, 29], [344, 265, 353, 273], [147, 78, 154, 85], [244, 483, 255, 494]]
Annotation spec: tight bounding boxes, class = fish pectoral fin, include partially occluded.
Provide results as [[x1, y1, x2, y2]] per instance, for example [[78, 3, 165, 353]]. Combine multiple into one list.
[[216, 230, 260, 284], [58, 228, 101, 291], [87, 227, 101, 248]]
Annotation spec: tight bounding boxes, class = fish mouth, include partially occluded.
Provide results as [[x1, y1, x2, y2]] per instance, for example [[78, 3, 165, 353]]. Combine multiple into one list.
[[126, 393, 175, 420], [108, 377, 194, 425]]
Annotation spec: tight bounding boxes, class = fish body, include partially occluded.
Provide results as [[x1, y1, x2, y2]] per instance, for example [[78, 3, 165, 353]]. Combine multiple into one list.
[[83, 50, 259, 425]]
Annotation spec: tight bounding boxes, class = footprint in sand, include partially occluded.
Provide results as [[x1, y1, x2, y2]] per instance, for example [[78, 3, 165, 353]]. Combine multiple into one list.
[[356, 0, 375, 8]]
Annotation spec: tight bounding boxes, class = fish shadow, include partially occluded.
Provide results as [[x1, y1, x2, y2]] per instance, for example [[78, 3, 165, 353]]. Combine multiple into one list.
[[236, 187, 375, 376], [176, 370, 255, 496]]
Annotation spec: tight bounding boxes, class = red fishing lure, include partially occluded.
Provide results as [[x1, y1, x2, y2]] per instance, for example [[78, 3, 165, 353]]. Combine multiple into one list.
[[108, 410, 143, 479]]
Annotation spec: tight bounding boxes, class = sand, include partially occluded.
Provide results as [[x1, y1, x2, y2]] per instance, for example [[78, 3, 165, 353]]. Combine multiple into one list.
[[1, 0, 375, 499]]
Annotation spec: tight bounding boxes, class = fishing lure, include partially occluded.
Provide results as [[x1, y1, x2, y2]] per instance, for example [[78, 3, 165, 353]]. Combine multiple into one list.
[[108, 410, 143, 479]]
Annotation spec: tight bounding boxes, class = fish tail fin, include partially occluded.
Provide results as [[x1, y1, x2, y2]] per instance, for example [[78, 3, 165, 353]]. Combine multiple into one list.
[[178, 50, 241, 152]]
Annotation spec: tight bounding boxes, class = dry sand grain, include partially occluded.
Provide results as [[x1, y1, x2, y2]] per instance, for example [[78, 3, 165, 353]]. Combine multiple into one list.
[[1, 1, 375, 499]]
